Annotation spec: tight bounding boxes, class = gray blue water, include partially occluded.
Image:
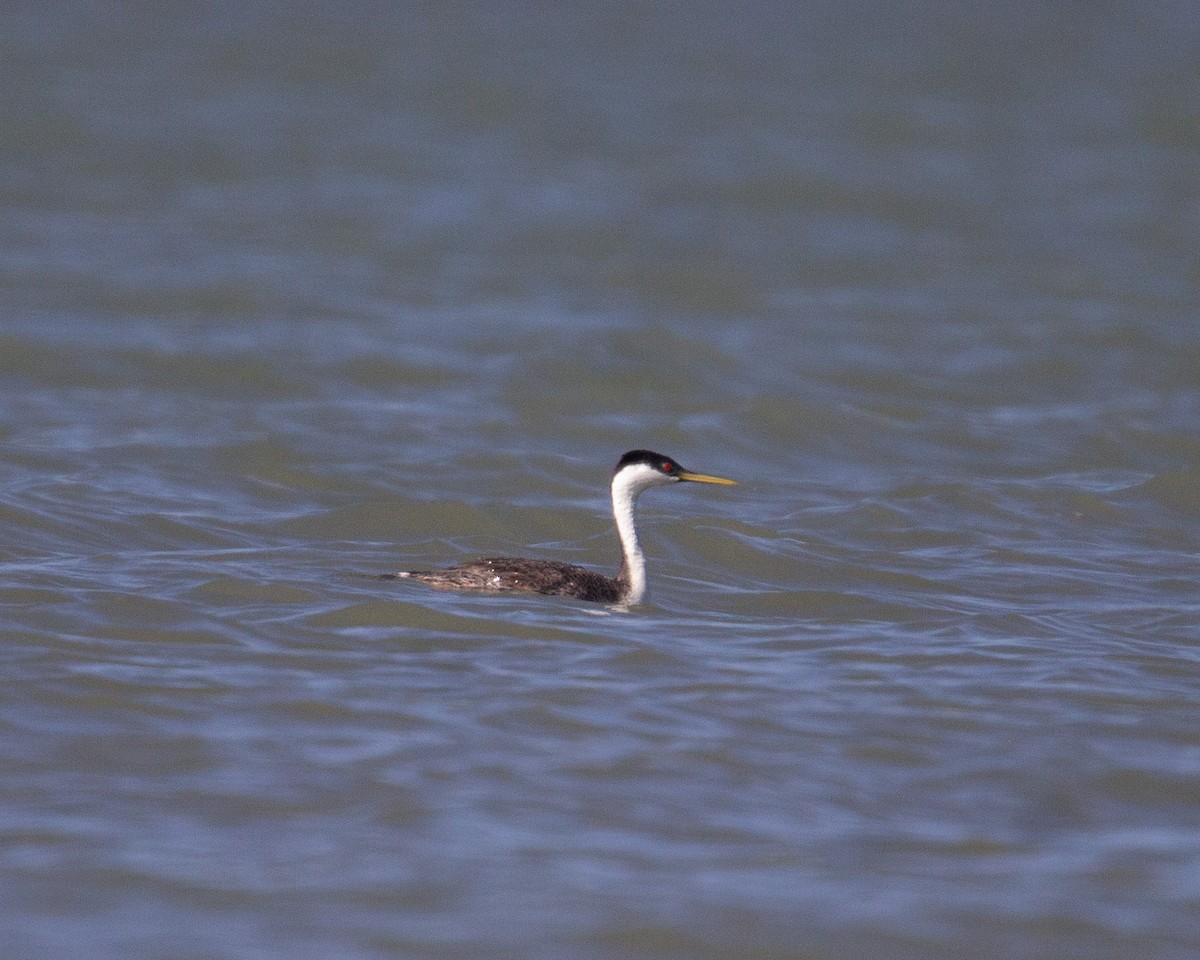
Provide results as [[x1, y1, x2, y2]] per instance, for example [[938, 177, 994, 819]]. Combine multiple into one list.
[[3, 3, 1199, 958]]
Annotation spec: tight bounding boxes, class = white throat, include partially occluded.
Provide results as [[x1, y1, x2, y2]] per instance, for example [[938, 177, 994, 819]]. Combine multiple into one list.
[[610, 463, 669, 605]]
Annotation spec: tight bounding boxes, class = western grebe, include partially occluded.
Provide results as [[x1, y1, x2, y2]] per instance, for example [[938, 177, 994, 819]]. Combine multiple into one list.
[[383, 449, 736, 605]]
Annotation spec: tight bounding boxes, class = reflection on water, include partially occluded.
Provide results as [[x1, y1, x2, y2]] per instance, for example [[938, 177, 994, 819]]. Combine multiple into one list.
[[2, 2, 1199, 959]]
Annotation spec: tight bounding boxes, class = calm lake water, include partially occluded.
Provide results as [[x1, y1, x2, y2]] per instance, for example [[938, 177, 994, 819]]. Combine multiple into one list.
[[3, 2, 1199, 958]]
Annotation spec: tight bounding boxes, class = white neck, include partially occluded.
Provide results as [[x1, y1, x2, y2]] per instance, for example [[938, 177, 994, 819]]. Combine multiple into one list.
[[611, 465, 660, 605]]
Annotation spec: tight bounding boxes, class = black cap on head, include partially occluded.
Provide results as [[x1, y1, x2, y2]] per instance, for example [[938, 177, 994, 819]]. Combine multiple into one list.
[[614, 449, 683, 477]]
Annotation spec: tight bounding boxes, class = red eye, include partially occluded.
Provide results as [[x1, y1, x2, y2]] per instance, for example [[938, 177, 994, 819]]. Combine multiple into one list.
[[662, 462, 673, 472]]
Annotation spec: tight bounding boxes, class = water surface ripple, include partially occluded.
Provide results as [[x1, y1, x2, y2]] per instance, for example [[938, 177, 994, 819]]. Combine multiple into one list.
[[3, 3, 1199, 959]]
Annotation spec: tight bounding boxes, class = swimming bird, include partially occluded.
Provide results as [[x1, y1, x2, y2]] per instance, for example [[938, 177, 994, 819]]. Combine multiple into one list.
[[384, 449, 736, 605]]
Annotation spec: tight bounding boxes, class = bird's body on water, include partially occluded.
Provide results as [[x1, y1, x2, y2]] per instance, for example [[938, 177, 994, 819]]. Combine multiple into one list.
[[384, 449, 736, 605]]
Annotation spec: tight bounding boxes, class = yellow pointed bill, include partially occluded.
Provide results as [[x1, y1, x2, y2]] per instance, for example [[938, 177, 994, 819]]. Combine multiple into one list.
[[676, 470, 737, 486]]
